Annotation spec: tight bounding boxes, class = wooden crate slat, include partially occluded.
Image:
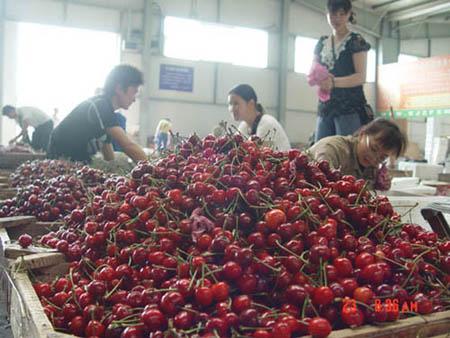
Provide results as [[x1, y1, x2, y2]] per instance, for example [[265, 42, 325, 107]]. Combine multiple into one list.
[[0, 227, 10, 255], [7, 221, 62, 240], [13, 252, 66, 271], [5, 244, 56, 259], [0, 188, 17, 199], [0, 216, 35, 228], [0, 218, 61, 261], [0, 175, 9, 184], [46, 333, 79, 338], [327, 310, 450, 338], [11, 272, 54, 338], [0, 152, 45, 169]]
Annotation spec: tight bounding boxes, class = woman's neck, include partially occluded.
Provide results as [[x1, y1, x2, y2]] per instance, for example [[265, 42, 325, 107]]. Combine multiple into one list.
[[245, 110, 261, 127], [333, 27, 350, 40]]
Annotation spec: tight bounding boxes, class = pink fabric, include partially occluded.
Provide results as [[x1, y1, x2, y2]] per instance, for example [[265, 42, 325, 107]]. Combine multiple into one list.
[[307, 62, 331, 102]]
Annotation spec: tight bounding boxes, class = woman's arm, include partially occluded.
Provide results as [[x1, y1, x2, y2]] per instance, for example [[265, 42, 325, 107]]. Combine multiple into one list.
[[333, 51, 368, 88]]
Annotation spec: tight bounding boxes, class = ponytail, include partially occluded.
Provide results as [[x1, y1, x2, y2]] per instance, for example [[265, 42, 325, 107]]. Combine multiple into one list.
[[349, 11, 356, 24], [256, 103, 264, 114]]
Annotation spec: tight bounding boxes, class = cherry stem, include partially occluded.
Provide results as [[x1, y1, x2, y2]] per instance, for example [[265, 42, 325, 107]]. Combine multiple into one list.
[[275, 241, 309, 264], [253, 256, 281, 274], [104, 277, 124, 299]]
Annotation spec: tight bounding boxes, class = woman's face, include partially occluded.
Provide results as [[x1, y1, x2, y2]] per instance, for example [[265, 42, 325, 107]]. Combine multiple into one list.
[[357, 133, 396, 168], [327, 9, 351, 31], [228, 94, 253, 122]]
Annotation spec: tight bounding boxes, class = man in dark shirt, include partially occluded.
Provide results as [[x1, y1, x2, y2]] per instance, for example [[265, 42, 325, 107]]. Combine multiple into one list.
[[48, 64, 147, 163]]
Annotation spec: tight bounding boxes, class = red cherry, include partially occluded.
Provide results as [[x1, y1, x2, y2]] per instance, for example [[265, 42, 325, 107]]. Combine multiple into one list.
[[211, 282, 230, 302], [341, 307, 364, 327], [85, 320, 105, 337], [141, 309, 167, 331], [223, 261, 243, 280], [333, 257, 353, 277], [264, 209, 287, 231], [18, 234, 32, 248], [195, 286, 214, 307], [313, 286, 334, 306], [308, 317, 332, 338], [355, 252, 375, 269]]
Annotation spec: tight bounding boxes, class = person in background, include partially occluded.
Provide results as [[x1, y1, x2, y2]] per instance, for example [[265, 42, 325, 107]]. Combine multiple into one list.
[[212, 122, 227, 138], [313, 0, 371, 142], [154, 118, 172, 151], [47, 64, 147, 163], [307, 118, 407, 190], [52, 107, 60, 125], [228, 84, 291, 151], [112, 111, 127, 152], [2, 105, 53, 152]]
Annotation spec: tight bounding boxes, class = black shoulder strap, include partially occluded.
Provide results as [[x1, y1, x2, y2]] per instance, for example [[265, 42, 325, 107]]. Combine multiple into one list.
[[331, 36, 336, 62], [251, 114, 263, 135]]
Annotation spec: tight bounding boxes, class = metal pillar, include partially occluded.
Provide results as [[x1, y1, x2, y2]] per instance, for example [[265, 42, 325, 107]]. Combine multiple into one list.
[[140, 0, 153, 146], [277, 0, 289, 126], [0, 0, 5, 143]]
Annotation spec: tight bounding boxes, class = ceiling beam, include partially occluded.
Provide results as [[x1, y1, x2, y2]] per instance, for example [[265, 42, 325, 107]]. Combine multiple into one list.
[[387, 0, 450, 21], [373, 0, 402, 10]]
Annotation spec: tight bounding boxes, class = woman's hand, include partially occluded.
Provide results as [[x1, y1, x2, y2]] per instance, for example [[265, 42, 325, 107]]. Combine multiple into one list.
[[319, 74, 334, 92]]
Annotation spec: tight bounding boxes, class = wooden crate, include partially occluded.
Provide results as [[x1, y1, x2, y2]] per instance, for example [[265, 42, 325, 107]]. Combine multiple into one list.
[[0, 216, 60, 260], [10, 252, 450, 338], [0, 152, 45, 170], [0, 175, 10, 184], [11, 253, 72, 338], [0, 188, 17, 199], [326, 311, 450, 337], [0, 169, 13, 176]]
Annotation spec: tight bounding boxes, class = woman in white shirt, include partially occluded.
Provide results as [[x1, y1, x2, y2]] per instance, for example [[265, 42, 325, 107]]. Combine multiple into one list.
[[228, 84, 291, 151]]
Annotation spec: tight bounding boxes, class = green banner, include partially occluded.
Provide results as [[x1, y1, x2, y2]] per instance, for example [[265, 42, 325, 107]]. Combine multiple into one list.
[[378, 108, 450, 119]]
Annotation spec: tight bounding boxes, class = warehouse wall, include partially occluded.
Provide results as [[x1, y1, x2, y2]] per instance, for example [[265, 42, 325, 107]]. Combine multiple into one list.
[[143, 0, 379, 146], [0, 0, 382, 147], [397, 37, 450, 153]]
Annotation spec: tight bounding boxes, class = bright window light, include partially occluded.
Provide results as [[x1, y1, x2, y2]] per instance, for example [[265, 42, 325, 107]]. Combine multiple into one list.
[[398, 53, 420, 63], [366, 49, 376, 83], [16, 22, 120, 121], [163, 16, 268, 68], [294, 36, 318, 74]]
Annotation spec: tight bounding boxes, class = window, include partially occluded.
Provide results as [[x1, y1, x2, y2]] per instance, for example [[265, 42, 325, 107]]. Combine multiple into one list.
[[16, 22, 120, 121], [164, 16, 268, 68], [366, 49, 376, 83], [398, 53, 420, 63], [294, 36, 318, 74]]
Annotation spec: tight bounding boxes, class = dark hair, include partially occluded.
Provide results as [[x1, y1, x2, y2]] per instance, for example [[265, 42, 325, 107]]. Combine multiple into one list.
[[358, 118, 408, 158], [103, 64, 144, 97], [228, 84, 264, 113], [2, 105, 15, 116], [327, 0, 356, 24]]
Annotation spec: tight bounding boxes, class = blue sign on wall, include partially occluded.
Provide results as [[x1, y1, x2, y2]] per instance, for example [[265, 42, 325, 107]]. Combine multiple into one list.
[[159, 64, 194, 92]]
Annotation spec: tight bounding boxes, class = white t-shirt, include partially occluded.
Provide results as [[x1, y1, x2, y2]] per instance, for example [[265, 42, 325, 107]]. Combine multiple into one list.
[[238, 114, 291, 151], [17, 107, 51, 128]]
